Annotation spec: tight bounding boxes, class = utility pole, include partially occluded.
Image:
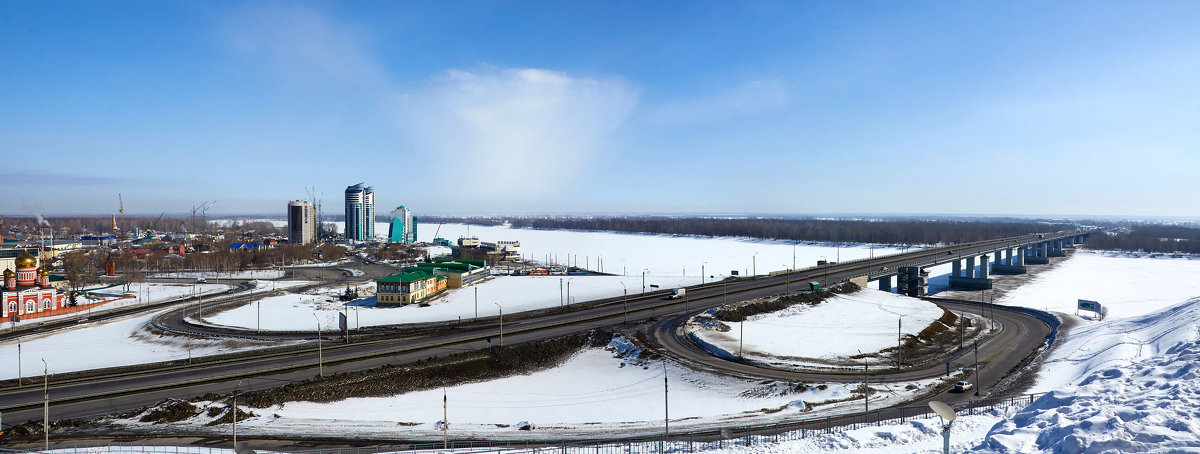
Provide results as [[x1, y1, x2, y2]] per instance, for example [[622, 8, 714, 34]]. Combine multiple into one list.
[[959, 311, 965, 350], [474, 287, 479, 319], [566, 280, 570, 306], [442, 388, 449, 449], [701, 263, 706, 284], [257, 301, 261, 334], [897, 318, 902, 369], [559, 278, 563, 306]]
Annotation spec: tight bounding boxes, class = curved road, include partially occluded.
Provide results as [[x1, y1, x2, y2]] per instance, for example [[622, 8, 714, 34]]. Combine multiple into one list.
[[0, 232, 1070, 443]]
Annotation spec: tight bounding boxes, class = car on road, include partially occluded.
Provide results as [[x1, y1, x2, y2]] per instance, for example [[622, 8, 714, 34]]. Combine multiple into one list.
[[954, 380, 973, 392]]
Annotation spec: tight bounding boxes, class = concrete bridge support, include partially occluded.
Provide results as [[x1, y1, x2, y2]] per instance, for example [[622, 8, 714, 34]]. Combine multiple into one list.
[[1048, 239, 1066, 257], [948, 255, 993, 290], [878, 275, 891, 291], [992, 247, 1028, 274], [1026, 242, 1050, 265]]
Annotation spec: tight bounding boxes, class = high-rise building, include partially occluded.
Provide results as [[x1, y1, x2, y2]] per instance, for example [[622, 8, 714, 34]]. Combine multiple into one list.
[[344, 183, 375, 242], [388, 206, 416, 244], [287, 200, 316, 244]]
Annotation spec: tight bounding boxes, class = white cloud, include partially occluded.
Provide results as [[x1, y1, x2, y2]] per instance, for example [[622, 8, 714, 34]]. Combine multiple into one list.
[[219, 4, 388, 89], [399, 68, 638, 195], [648, 78, 789, 126]]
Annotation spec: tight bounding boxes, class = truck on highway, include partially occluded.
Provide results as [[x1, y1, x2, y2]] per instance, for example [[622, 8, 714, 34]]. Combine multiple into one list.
[[669, 288, 686, 299]]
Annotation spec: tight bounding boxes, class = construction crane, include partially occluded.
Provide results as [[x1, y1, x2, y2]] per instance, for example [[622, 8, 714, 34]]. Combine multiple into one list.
[[191, 201, 212, 233], [145, 212, 165, 239], [306, 187, 322, 243], [118, 194, 125, 245]]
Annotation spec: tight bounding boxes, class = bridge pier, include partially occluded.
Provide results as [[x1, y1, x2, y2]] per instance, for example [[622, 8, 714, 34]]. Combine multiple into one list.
[[1026, 242, 1050, 264], [948, 255, 993, 290], [896, 266, 928, 297], [1048, 239, 1066, 257], [992, 247, 1027, 274], [877, 275, 892, 292]]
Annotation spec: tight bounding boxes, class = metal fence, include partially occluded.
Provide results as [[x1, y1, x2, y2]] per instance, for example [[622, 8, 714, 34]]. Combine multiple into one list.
[[10, 392, 1043, 454]]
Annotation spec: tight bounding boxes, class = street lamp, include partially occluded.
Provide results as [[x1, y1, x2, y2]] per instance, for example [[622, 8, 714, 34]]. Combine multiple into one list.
[[752, 252, 757, 277], [620, 282, 628, 324], [701, 262, 707, 285], [857, 350, 867, 414], [42, 358, 49, 451], [642, 269, 649, 295], [494, 302, 504, 347], [929, 401, 957, 454], [313, 314, 323, 377]]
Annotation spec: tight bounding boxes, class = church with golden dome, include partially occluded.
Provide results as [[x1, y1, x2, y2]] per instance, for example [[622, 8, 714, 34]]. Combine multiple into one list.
[[2, 249, 65, 319]]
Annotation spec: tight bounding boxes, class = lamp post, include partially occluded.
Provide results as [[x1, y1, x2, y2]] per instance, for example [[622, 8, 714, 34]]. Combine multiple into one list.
[[42, 358, 49, 451], [620, 282, 628, 324], [929, 401, 957, 454], [313, 314, 323, 377], [752, 253, 757, 277], [233, 379, 243, 448], [974, 339, 980, 396], [642, 269, 648, 295], [857, 350, 868, 414], [819, 256, 828, 286], [494, 302, 504, 347]]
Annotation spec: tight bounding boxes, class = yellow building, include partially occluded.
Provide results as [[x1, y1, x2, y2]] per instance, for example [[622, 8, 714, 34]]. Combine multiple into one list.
[[376, 271, 446, 306]]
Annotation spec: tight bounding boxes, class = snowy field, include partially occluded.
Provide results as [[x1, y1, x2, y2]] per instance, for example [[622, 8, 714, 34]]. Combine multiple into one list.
[[689, 289, 951, 368], [994, 250, 1200, 318], [110, 335, 950, 441], [423, 223, 905, 279]]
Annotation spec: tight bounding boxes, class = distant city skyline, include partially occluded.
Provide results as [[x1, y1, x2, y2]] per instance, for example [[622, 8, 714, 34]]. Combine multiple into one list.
[[3, 2, 1199, 218]]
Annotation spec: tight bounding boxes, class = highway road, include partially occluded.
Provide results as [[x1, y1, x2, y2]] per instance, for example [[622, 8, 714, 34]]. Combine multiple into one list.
[[0, 232, 1073, 444]]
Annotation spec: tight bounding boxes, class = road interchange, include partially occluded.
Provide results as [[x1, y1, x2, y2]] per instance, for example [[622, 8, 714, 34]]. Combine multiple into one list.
[[0, 232, 1073, 443]]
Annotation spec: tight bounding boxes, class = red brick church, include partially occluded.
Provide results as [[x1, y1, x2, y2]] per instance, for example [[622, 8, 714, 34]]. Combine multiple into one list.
[[2, 250, 65, 319]]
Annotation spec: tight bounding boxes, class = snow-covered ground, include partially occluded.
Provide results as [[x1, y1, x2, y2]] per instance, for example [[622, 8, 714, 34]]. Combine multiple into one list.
[[1, 304, 295, 380], [109, 334, 951, 441], [8, 282, 231, 328], [689, 289, 951, 369], [994, 250, 1200, 318]]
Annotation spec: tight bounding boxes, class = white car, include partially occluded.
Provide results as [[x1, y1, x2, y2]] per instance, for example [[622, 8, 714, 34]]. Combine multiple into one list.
[[954, 380, 973, 392]]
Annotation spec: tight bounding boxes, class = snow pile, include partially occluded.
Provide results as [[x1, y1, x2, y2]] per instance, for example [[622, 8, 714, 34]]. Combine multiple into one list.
[[978, 300, 1200, 452], [689, 289, 947, 368]]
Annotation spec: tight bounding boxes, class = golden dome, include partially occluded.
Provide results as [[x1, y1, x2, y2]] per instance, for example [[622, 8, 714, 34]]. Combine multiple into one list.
[[39, 268, 50, 276], [15, 250, 37, 268], [3, 268, 13, 278]]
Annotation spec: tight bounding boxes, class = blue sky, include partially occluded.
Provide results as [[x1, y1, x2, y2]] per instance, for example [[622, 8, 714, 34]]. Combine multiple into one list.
[[2, 1, 1198, 218]]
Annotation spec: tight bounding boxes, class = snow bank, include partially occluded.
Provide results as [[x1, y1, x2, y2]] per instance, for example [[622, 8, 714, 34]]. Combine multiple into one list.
[[977, 298, 1200, 452]]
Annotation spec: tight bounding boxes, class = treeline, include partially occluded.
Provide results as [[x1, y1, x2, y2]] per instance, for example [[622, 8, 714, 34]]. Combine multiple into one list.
[[500, 217, 1074, 245], [1082, 224, 1200, 253]]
